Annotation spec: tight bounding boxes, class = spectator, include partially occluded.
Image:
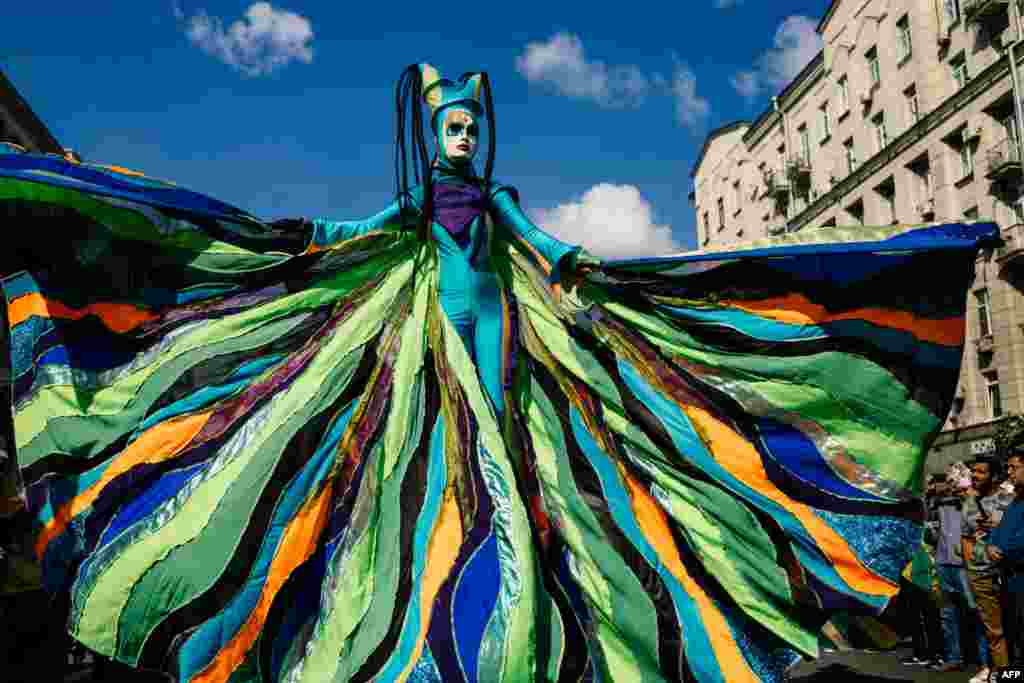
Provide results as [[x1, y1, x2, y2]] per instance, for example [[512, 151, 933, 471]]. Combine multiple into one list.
[[926, 474, 983, 672], [989, 450, 1024, 666], [962, 456, 1014, 682]]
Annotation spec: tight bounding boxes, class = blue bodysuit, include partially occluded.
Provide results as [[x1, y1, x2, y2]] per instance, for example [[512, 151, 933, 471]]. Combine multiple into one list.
[[311, 165, 580, 419]]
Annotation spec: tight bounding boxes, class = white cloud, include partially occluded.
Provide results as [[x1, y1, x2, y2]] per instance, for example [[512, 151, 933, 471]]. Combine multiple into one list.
[[530, 184, 682, 259], [516, 34, 709, 131], [178, 2, 314, 77], [731, 15, 822, 100], [515, 33, 651, 107], [670, 62, 710, 131]]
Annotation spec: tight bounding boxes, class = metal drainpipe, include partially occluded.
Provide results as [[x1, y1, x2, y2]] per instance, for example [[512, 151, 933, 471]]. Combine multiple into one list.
[[772, 95, 792, 229], [1011, 2, 1024, 159]]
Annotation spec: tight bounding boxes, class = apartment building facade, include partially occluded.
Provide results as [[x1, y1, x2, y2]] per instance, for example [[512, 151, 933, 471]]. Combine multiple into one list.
[[691, 0, 1024, 472]]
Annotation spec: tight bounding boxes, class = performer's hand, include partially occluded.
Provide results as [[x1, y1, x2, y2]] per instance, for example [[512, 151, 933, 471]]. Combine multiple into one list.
[[988, 545, 1004, 562], [573, 249, 602, 276]]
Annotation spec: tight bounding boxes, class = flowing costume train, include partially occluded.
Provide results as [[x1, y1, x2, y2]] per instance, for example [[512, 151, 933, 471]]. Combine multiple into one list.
[[0, 66, 1002, 683]]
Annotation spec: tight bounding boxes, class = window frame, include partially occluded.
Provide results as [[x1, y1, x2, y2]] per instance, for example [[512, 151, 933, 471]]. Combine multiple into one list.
[[976, 288, 992, 338], [897, 15, 913, 62], [866, 46, 881, 86]]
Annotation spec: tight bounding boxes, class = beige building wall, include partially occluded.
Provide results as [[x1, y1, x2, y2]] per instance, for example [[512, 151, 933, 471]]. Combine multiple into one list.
[[691, 0, 1024, 471]]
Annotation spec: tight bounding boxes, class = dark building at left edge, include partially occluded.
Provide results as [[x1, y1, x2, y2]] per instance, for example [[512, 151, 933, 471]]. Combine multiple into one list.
[[0, 69, 62, 154]]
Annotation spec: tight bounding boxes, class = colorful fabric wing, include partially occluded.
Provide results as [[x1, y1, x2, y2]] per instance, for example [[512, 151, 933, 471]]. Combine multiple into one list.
[[0, 150, 999, 683]]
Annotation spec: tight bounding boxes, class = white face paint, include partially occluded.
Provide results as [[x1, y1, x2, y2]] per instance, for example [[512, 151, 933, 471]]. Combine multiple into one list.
[[441, 109, 479, 164]]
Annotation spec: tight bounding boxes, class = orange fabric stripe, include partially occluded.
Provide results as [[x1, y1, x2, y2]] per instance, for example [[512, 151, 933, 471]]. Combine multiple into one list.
[[9, 292, 157, 334], [623, 470, 759, 683], [191, 482, 333, 683], [35, 412, 211, 558], [397, 489, 464, 683], [721, 294, 964, 347], [681, 404, 897, 598]]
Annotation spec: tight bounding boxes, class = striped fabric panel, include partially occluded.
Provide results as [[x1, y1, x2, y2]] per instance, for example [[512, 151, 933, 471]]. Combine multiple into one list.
[[0, 150, 998, 682]]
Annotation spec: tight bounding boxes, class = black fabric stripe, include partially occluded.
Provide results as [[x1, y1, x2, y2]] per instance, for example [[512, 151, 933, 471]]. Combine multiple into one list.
[[601, 250, 975, 319], [137, 340, 380, 669]]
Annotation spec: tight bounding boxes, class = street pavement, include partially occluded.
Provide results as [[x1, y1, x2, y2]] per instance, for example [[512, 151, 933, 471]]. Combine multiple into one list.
[[790, 646, 994, 682], [55, 647, 989, 682]]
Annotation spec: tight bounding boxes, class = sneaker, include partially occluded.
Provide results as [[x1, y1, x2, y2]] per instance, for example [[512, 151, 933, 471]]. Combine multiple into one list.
[[900, 656, 931, 666], [968, 667, 990, 683]]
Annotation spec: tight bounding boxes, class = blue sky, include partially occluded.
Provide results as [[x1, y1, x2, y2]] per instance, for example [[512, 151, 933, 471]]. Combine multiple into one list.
[[4, 1, 826, 255]]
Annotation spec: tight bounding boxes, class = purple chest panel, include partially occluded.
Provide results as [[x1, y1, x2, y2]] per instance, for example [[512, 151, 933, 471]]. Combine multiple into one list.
[[433, 183, 487, 248]]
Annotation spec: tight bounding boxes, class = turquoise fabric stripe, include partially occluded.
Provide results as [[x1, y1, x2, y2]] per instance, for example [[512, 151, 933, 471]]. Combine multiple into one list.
[[129, 356, 283, 441]]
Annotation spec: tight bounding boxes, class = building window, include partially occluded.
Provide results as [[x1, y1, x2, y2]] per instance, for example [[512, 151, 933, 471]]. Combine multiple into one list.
[[866, 47, 881, 86], [872, 112, 888, 151], [986, 372, 1003, 419], [951, 53, 969, 90], [1004, 114, 1019, 144], [702, 210, 710, 242], [847, 198, 865, 225], [819, 101, 832, 142], [844, 137, 857, 173], [717, 197, 725, 231], [960, 140, 975, 179], [798, 125, 810, 163], [838, 76, 849, 113], [976, 288, 992, 337], [897, 15, 913, 62], [905, 84, 920, 125], [944, 0, 960, 25], [876, 178, 897, 224]]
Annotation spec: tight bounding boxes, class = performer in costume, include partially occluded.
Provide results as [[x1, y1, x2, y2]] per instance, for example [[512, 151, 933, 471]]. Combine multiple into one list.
[[0, 64, 1001, 682]]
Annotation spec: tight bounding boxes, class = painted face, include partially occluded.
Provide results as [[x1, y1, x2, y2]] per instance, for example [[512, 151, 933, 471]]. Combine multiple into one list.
[[441, 108, 479, 164]]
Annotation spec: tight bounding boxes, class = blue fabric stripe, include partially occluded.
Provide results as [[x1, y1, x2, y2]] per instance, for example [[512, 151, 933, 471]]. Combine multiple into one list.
[[611, 222, 997, 267], [0, 154, 260, 224], [616, 360, 889, 611], [177, 403, 356, 681], [99, 464, 204, 546], [755, 418, 890, 504], [453, 533, 500, 682]]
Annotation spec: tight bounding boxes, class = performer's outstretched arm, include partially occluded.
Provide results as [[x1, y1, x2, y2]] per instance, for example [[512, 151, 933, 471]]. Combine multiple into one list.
[[490, 187, 582, 280]]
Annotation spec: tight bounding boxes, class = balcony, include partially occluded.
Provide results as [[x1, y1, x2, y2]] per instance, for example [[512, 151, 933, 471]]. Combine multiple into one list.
[[786, 157, 812, 186], [915, 196, 936, 220], [963, 0, 1010, 24], [764, 169, 790, 199], [996, 221, 1024, 276], [976, 334, 995, 354], [986, 136, 1022, 182]]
